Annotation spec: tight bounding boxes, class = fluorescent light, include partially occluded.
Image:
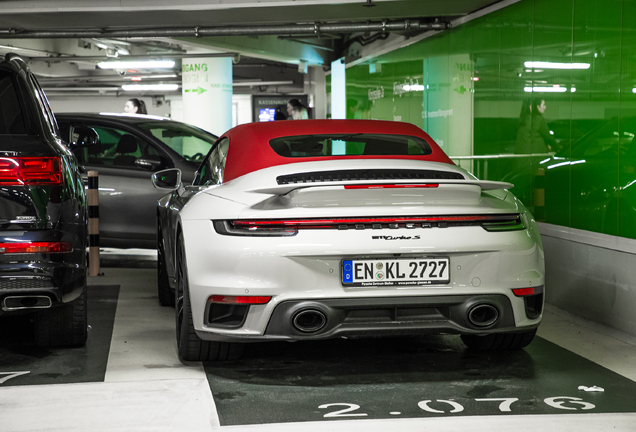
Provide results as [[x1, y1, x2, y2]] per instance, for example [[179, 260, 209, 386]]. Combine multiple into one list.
[[130, 74, 178, 81], [403, 84, 424, 91], [524, 61, 590, 70], [98, 60, 175, 69], [570, 87, 576, 92], [524, 86, 568, 93], [122, 84, 179, 91]]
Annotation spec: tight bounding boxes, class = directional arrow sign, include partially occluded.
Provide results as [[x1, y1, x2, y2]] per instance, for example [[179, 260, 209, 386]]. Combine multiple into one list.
[[185, 86, 207, 95]]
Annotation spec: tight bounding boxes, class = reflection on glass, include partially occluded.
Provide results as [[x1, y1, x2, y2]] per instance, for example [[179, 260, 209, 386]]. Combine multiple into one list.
[[337, 0, 636, 239]]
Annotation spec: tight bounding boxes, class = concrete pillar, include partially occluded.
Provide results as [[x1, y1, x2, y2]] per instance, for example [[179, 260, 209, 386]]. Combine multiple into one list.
[[423, 54, 474, 166], [330, 58, 346, 119], [182, 57, 233, 136]]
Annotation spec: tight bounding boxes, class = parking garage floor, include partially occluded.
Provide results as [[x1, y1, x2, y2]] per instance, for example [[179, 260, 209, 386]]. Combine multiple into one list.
[[2, 252, 636, 431]]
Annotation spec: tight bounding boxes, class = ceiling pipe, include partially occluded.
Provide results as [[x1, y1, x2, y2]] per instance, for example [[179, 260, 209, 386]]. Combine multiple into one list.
[[26, 52, 239, 62], [0, 19, 450, 39]]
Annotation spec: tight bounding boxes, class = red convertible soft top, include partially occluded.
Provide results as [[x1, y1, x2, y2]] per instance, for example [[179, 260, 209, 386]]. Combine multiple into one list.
[[221, 119, 455, 182]]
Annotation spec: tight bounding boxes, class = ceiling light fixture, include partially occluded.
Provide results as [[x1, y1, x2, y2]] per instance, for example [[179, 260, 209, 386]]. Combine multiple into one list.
[[122, 84, 179, 91], [129, 74, 178, 81], [98, 60, 176, 69], [524, 61, 590, 70], [524, 86, 568, 93]]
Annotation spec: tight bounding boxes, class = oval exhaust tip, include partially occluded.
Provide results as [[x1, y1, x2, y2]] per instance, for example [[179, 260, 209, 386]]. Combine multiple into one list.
[[468, 304, 499, 327], [292, 309, 327, 333]]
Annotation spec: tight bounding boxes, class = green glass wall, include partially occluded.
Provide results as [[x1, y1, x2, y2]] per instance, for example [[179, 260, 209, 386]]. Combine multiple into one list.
[[339, 0, 636, 239]]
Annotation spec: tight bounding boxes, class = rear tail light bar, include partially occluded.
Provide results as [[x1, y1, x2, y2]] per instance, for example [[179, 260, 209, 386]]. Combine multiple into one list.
[[0, 156, 63, 186], [0, 242, 72, 254], [344, 184, 439, 189], [213, 214, 525, 237]]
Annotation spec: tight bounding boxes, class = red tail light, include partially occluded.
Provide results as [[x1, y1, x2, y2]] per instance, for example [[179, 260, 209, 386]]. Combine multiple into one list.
[[344, 184, 439, 189], [0, 157, 63, 186], [0, 242, 72, 254], [214, 214, 525, 237], [207, 295, 271, 305], [512, 287, 536, 296]]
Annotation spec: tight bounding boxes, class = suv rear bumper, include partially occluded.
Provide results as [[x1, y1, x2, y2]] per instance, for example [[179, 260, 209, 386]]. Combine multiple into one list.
[[0, 229, 86, 315]]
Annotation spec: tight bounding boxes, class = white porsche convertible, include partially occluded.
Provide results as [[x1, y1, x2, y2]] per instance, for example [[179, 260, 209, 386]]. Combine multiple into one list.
[[153, 120, 544, 362]]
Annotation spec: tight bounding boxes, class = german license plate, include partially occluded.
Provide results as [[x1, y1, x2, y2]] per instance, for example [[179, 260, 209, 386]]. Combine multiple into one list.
[[342, 258, 450, 287]]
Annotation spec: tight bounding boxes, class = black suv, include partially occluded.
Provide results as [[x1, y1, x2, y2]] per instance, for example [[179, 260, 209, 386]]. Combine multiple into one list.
[[0, 54, 90, 347]]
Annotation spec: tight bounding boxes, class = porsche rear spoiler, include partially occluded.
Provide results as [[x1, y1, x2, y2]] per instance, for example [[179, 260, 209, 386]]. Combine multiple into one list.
[[247, 179, 514, 195]]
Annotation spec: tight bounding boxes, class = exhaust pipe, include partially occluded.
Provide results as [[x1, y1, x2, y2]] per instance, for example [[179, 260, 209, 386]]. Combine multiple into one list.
[[467, 304, 499, 327], [3, 295, 53, 311], [292, 309, 327, 333]]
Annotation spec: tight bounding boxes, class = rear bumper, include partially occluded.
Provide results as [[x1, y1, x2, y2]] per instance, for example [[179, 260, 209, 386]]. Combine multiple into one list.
[[195, 293, 543, 342], [0, 229, 86, 315]]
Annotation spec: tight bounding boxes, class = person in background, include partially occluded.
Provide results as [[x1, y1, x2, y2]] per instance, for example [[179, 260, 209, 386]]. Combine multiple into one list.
[[124, 98, 148, 115], [274, 105, 287, 120], [516, 98, 555, 154], [287, 98, 309, 120]]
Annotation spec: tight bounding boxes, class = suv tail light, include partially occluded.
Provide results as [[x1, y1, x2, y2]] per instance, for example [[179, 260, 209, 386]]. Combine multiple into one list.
[[0, 157, 63, 186], [0, 242, 72, 254]]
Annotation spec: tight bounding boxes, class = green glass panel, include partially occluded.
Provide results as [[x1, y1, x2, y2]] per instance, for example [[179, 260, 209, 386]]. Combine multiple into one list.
[[617, 0, 636, 238], [340, 0, 636, 239]]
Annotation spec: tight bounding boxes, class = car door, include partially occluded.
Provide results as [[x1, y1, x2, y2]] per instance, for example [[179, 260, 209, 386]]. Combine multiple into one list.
[[61, 121, 172, 249]]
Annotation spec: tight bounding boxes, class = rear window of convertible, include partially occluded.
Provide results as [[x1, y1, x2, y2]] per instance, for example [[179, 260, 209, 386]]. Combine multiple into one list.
[[269, 134, 432, 157]]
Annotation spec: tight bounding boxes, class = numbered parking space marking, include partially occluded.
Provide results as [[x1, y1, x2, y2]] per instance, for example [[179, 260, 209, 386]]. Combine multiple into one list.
[[204, 336, 636, 426]]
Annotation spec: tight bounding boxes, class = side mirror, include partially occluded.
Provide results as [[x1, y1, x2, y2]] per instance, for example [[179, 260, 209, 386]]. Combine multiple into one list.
[[135, 155, 164, 171], [152, 168, 181, 190]]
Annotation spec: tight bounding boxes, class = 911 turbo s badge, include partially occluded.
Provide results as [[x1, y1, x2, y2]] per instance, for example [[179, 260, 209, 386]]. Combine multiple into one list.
[[372, 235, 421, 240]]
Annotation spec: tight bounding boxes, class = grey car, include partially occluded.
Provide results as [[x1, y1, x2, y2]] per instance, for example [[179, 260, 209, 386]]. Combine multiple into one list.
[[56, 113, 218, 249]]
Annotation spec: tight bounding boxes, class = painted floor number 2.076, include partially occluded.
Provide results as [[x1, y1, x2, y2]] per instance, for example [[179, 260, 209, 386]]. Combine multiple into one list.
[[319, 397, 595, 418]]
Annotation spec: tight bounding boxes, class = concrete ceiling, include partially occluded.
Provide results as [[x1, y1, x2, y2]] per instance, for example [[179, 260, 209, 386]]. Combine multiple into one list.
[[0, 0, 506, 96]]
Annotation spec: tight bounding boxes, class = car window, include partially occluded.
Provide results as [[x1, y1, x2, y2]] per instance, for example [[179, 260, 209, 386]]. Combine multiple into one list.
[[137, 122, 216, 163], [0, 72, 27, 135], [194, 137, 228, 186], [72, 125, 158, 169], [269, 134, 432, 157]]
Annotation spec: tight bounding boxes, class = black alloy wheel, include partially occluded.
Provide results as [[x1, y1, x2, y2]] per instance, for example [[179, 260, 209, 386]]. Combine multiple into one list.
[[175, 232, 243, 362], [34, 285, 88, 348]]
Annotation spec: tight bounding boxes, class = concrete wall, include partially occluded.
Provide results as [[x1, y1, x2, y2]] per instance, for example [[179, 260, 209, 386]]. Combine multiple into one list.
[[540, 224, 636, 337]]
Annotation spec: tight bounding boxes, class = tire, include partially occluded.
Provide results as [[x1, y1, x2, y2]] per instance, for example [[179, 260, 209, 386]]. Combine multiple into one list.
[[34, 286, 88, 348], [157, 227, 175, 307], [461, 329, 536, 351], [175, 233, 243, 362]]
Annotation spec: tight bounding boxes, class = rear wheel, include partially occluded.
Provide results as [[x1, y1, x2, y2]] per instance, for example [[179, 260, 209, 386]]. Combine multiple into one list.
[[34, 286, 88, 348], [461, 329, 536, 351], [175, 233, 243, 362], [157, 227, 174, 307]]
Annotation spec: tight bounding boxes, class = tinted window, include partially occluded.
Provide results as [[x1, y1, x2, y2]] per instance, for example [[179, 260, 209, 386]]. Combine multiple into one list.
[[0, 72, 26, 134], [137, 122, 216, 163], [195, 137, 228, 186], [269, 134, 432, 157], [74, 125, 159, 168]]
